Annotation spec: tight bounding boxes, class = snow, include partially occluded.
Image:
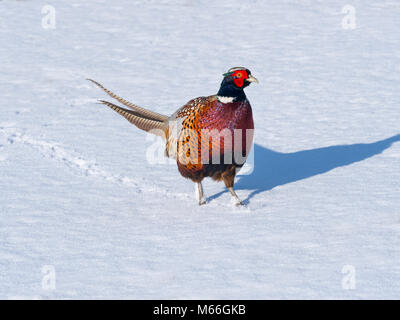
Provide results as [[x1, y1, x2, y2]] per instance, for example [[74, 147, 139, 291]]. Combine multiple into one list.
[[0, 0, 399, 299]]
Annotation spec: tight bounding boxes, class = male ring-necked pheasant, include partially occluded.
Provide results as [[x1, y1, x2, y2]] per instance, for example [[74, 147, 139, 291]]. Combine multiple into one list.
[[89, 67, 258, 205]]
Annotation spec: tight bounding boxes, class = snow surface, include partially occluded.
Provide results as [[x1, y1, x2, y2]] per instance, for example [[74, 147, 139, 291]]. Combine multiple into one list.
[[0, 0, 399, 299]]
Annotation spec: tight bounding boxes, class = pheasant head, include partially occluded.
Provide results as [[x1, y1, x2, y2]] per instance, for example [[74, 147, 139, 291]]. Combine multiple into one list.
[[217, 67, 258, 102]]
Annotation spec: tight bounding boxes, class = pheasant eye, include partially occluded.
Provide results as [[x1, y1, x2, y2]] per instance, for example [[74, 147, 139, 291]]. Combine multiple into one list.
[[236, 72, 242, 78]]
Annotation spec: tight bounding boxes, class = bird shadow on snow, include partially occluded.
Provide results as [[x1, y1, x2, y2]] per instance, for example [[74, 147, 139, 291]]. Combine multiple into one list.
[[209, 134, 400, 204]]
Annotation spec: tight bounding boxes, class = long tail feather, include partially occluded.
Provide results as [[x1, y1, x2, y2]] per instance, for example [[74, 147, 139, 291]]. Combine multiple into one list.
[[88, 79, 169, 122], [99, 100, 166, 137]]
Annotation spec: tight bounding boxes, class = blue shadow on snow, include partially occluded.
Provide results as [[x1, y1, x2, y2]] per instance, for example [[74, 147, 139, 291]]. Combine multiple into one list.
[[210, 134, 400, 203]]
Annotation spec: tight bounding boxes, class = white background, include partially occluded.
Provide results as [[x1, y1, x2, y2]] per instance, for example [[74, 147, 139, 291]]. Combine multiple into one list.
[[0, 0, 399, 299]]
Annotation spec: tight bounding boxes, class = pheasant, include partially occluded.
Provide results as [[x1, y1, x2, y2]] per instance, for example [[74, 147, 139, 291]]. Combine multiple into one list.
[[88, 67, 258, 206]]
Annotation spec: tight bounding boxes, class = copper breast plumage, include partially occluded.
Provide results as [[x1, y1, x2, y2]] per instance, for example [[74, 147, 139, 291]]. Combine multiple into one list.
[[172, 96, 254, 181]]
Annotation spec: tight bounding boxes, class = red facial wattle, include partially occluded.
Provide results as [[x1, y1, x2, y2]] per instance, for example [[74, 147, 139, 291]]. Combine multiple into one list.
[[232, 70, 248, 87]]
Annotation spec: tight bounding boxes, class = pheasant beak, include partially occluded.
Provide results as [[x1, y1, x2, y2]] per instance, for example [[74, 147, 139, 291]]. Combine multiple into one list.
[[246, 75, 259, 83]]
